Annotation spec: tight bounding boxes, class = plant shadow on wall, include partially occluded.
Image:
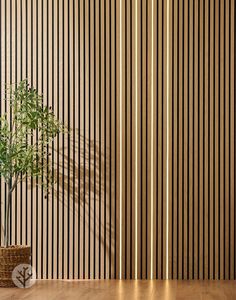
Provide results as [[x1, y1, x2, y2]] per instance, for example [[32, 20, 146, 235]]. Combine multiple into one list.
[[44, 129, 114, 272], [5, 129, 114, 274], [51, 130, 115, 274]]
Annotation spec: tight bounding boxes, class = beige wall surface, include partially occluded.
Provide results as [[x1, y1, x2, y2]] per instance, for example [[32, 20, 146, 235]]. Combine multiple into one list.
[[0, 0, 166, 280], [168, 0, 236, 279], [0, 0, 235, 281]]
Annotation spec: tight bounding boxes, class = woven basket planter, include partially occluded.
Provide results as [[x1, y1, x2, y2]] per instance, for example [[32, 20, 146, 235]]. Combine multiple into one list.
[[0, 245, 31, 288]]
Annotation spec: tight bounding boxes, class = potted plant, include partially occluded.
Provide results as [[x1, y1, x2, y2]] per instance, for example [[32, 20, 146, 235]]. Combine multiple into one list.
[[0, 80, 64, 287]]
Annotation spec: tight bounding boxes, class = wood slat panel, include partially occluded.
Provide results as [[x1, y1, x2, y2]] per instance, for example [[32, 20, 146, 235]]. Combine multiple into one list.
[[155, 0, 167, 279], [1, 0, 234, 282], [0, 0, 119, 279], [169, 0, 236, 280], [120, 0, 166, 279], [0, 0, 166, 280]]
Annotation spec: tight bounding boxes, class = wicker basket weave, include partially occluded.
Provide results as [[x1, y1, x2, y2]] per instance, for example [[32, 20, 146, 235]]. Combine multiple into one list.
[[0, 245, 31, 288]]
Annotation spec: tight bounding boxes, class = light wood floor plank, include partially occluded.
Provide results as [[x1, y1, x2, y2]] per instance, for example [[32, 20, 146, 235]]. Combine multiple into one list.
[[0, 280, 235, 300]]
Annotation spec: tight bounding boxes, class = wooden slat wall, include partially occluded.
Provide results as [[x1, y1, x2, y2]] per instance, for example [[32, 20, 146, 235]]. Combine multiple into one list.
[[120, 0, 166, 279], [169, 0, 236, 279], [0, 0, 166, 280], [154, 0, 167, 280], [1, 0, 235, 282], [0, 0, 118, 279]]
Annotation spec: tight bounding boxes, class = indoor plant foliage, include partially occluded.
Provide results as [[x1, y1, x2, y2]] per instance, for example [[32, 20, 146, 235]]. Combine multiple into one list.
[[0, 80, 63, 286]]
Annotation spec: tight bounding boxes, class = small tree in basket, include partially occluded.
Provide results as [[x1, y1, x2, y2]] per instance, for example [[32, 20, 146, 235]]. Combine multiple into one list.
[[0, 80, 64, 247]]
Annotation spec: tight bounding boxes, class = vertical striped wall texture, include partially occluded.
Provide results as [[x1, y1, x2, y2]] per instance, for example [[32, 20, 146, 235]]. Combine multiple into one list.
[[119, 0, 166, 280], [0, 0, 166, 279], [1, 0, 235, 281], [169, 0, 236, 279], [153, 0, 167, 280]]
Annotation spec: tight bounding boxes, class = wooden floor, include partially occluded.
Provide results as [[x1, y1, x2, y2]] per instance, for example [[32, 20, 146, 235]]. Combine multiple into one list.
[[1, 280, 236, 300]]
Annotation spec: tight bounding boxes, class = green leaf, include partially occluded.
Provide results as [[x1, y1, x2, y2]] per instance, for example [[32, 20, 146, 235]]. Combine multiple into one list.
[[0, 79, 66, 188]]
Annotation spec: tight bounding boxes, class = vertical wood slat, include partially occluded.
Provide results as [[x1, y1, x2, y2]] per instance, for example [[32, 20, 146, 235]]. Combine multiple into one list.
[[155, 0, 167, 279], [169, 0, 236, 280]]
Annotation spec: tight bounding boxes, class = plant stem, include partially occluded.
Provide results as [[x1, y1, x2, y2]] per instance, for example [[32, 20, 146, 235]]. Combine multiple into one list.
[[4, 182, 12, 248], [4, 175, 18, 248]]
